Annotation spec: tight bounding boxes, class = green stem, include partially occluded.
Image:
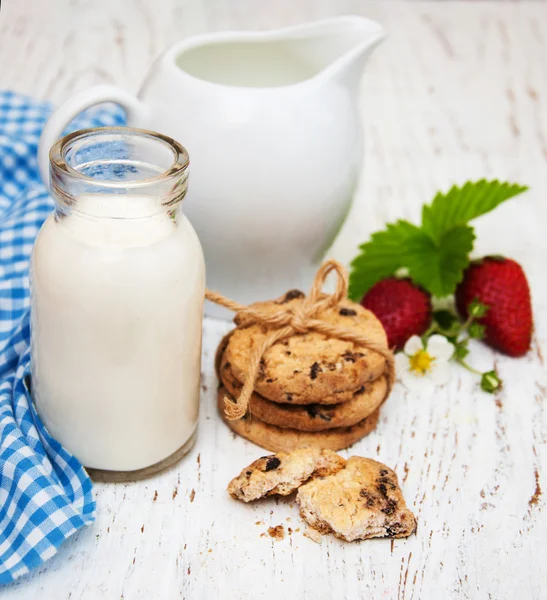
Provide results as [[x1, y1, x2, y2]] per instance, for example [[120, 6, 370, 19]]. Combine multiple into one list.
[[423, 323, 440, 339], [455, 357, 482, 376], [460, 315, 474, 333]]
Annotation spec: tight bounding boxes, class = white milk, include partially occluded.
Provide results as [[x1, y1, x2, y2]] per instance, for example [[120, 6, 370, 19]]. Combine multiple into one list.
[[31, 195, 205, 471]]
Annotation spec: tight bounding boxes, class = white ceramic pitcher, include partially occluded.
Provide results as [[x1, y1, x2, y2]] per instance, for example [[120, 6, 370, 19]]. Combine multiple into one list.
[[38, 16, 385, 319]]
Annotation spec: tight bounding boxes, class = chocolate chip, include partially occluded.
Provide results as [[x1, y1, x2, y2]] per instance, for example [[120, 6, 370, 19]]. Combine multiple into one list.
[[285, 351, 291, 356], [339, 308, 357, 316], [381, 499, 398, 515], [310, 362, 321, 379], [293, 370, 300, 374], [266, 378, 274, 383], [278, 289, 305, 304], [353, 386, 365, 396], [359, 489, 376, 508], [379, 469, 388, 476], [342, 352, 356, 363], [385, 522, 402, 537], [306, 406, 318, 418], [264, 457, 281, 471], [378, 476, 396, 489], [245, 471, 252, 476], [285, 393, 293, 402], [223, 362, 231, 370]]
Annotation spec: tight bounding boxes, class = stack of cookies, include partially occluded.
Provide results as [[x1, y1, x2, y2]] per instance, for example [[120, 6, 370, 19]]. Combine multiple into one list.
[[216, 289, 392, 452]]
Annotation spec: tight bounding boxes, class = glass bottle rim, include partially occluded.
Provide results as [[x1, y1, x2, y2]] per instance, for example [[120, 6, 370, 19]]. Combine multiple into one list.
[[49, 126, 190, 191]]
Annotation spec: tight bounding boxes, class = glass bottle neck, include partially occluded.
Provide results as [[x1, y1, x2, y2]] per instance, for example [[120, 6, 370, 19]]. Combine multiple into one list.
[[49, 127, 189, 220]]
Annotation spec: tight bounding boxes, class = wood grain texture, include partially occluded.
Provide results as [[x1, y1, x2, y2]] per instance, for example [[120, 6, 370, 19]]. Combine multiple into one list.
[[1, 0, 547, 598]]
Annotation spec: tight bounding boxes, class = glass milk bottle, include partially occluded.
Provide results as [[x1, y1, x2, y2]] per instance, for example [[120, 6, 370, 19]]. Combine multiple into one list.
[[31, 127, 205, 480]]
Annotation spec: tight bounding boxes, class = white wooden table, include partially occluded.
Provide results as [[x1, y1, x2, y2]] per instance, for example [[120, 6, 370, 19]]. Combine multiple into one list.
[[1, 0, 547, 598]]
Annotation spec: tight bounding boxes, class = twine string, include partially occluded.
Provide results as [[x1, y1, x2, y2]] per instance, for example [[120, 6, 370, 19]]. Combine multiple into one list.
[[205, 259, 394, 421]]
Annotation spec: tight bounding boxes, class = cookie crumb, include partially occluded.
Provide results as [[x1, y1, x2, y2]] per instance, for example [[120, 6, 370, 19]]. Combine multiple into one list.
[[304, 527, 322, 544], [189, 489, 195, 503], [268, 525, 285, 540]]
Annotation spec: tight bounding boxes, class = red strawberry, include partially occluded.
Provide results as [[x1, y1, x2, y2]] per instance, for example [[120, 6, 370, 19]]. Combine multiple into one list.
[[361, 277, 432, 350], [455, 256, 532, 357]]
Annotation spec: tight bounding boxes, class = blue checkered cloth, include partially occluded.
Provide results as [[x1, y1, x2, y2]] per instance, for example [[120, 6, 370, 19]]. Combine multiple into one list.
[[0, 91, 126, 584]]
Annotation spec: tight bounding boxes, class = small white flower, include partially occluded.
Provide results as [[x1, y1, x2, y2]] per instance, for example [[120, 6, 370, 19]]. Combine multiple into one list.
[[395, 334, 455, 391]]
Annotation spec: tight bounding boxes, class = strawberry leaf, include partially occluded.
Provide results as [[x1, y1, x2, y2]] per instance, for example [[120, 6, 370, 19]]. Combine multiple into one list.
[[349, 179, 527, 300], [404, 225, 476, 297], [349, 222, 475, 299], [421, 180, 528, 243], [348, 220, 422, 301]]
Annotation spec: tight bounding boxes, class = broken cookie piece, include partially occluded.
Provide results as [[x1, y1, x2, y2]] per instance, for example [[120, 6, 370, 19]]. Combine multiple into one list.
[[227, 448, 346, 502], [303, 526, 323, 544], [296, 457, 416, 542]]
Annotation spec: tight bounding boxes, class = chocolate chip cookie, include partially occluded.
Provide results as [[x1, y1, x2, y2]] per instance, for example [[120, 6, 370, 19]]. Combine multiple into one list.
[[221, 367, 388, 432], [218, 386, 380, 452], [222, 294, 389, 405], [296, 457, 417, 542], [227, 448, 346, 502]]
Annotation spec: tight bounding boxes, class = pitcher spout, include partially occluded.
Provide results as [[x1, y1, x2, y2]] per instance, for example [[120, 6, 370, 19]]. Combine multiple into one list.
[[288, 16, 386, 89]]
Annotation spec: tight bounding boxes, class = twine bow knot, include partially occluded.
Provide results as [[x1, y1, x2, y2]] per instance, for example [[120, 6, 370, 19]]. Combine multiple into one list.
[[205, 260, 395, 421], [286, 306, 309, 334]]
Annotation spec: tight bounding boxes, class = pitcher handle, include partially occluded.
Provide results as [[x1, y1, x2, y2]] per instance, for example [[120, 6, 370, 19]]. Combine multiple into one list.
[[38, 84, 148, 186]]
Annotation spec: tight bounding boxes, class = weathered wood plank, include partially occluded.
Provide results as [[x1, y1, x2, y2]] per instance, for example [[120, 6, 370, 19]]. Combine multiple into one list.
[[1, 1, 546, 598]]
